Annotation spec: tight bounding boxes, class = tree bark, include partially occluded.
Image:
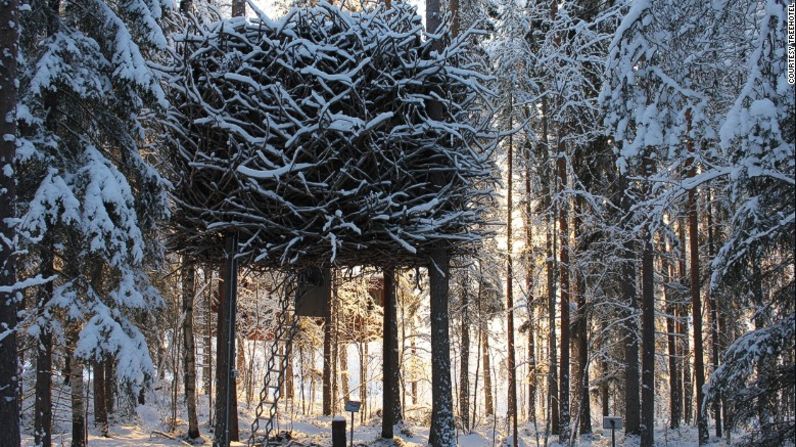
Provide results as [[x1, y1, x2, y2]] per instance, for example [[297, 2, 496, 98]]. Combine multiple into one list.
[[0, 0, 21, 444], [411, 338, 418, 406], [428, 248, 455, 447], [573, 197, 591, 436], [663, 240, 681, 429], [340, 343, 350, 402], [546, 210, 560, 436], [481, 320, 493, 417], [556, 143, 571, 444], [706, 190, 721, 438], [35, 247, 54, 447], [541, 98, 559, 436], [104, 357, 115, 417], [621, 248, 640, 437], [524, 142, 536, 426], [618, 170, 640, 436], [204, 268, 213, 427], [506, 111, 519, 447], [678, 219, 692, 425], [425, 0, 454, 442], [332, 287, 339, 415], [686, 124, 708, 444], [459, 275, 470, 433], [93, 361, 108, 436], [382, 266, 401, 437], [359, 340, 367, 424], [69, 330, 86, 447], [286, 343, 295, 400], [323, 283, 333, 416], [640, 232, 655, 447], [182, 261, 201, 439], [88, 265, 109, 437], [231, 0, 245, 16], [236, 334, 246, 407], [34, 2, 60, 438]]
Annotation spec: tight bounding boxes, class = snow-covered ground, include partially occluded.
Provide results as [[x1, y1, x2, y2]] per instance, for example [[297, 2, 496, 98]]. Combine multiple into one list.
[[19, 336, 738, 447], [22, 402, 735, 447]]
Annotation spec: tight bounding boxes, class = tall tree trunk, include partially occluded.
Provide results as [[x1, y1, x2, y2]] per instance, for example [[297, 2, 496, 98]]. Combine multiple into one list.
[[69, 330, 86, 447], [459, 276, 471, 433], [750, 252, 770, 428], [618, 171, 640, 436], [34, 2, 59, 438], [205, 268, 213, 427], [340, 343, 350, 402], [425, 0, 454, 442], [382, 266, 401, 437], [411, 338, 418, 405], [481, 320, 493, 417], [556, 142, 570, 444], [573, 197, 591, 436], [471, 323, 481, 428], [93, 361, 108, 436], [621, 249, 640, 437], [428, 247, 455, 447], [546, 208, 559, 436], [640, 231, 655, 447], [286, 342, 295, 400], [90, 265, 108, 437], [299, 346, 306, 415], [678, 219, 692, 425], [663, 240, 681, 429], [104, 357, 115, 417], [506, 110, 519, 447], [599, 357, 609, 418], [35, 247, 54, 447], [359, 340, 368, 424], [686, 123, 708, 444], [0, 0, 21, 444], [182, 262, 200, 439], [236, 334, 246, 408], [706, 191, 721, 438], [541, 98, 559, 436], [322, 281, 333, 416], [332, 286, 339, 415], [231, 0, 245, 16], [524, 142, 536, 425]]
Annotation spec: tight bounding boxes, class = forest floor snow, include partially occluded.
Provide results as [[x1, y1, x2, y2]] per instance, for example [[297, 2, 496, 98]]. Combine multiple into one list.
[[21, 407, 736, 447], [18, 379, 734, 447]]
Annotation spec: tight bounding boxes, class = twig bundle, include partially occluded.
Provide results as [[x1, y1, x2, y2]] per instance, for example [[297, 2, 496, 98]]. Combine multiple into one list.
[[167, 2, 497, 268]]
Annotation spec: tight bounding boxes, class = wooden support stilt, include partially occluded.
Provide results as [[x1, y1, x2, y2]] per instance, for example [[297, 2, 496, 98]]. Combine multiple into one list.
[[215, 231, 239, 447]]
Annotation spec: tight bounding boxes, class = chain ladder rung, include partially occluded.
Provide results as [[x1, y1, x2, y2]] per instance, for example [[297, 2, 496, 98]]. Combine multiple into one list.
[[248, 278, 300, 447]]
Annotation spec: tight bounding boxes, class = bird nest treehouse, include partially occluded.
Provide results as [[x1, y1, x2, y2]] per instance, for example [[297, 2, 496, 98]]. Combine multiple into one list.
[[166, 2, 496, 445]]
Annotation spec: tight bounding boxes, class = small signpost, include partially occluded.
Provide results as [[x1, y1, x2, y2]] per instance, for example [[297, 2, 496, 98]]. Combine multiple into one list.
[[345, 400, 361, 447], [602, 416, 623, 447]]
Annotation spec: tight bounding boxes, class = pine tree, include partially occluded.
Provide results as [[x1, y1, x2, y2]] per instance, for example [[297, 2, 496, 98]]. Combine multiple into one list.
[[0, 1, 21, 445], [182, 261, 201, 440], [15, 0, 171, 443]]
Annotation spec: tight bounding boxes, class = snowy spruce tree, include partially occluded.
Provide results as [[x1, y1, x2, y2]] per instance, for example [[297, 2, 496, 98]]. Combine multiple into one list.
[[14, 0, 172, 443], [703, 1, 795, 445]]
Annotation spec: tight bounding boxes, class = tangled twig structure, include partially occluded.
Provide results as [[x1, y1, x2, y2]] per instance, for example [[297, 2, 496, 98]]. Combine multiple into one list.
[[167, 2, 497, 268]]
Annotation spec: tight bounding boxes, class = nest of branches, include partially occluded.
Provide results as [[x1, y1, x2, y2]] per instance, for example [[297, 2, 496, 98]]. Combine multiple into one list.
[[167, 2, 497, 269]]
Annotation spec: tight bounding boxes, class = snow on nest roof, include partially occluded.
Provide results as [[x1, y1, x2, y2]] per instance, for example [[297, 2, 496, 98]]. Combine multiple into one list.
[[167, 1, 498, 269]]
